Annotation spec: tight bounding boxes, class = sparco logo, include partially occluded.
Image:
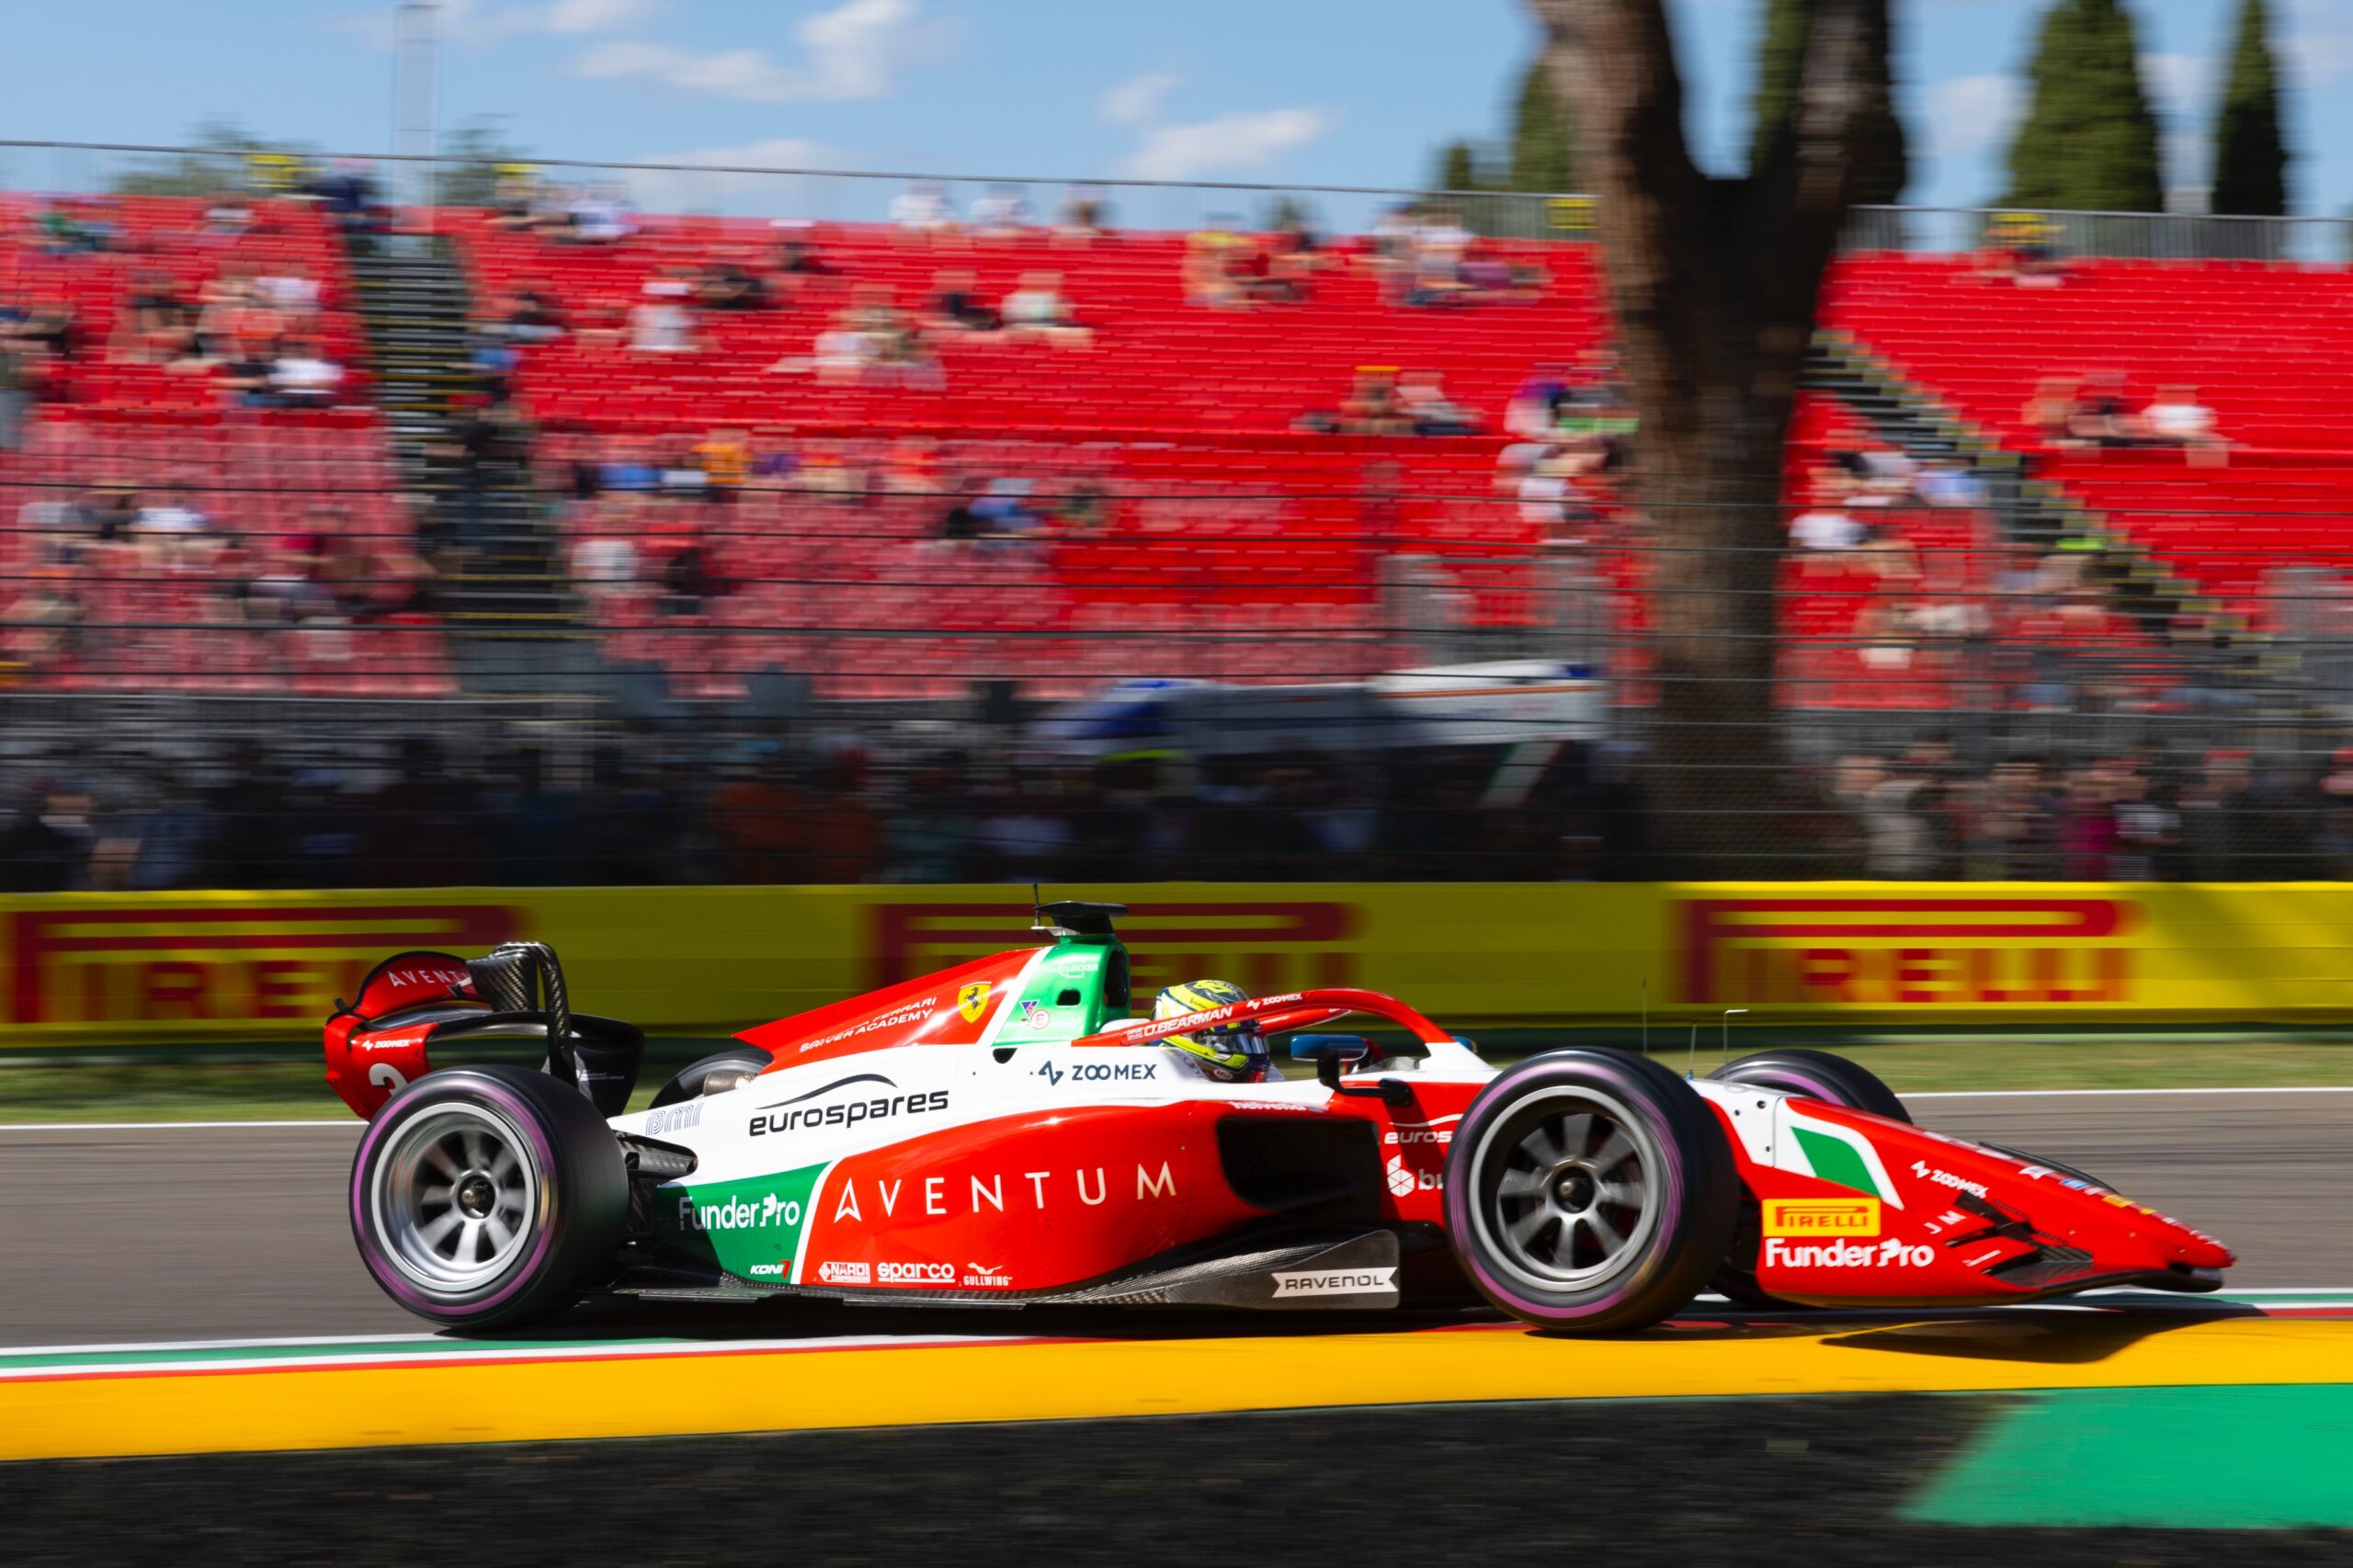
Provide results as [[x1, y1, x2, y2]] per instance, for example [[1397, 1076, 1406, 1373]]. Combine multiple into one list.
[[750, 1074, 950, 1137], [876, 1261, 956, 1285], [1765, 1237, 1934, 1268], [1271, 1267, 1398, 1297], [1035, 1061, 1157, 1086]]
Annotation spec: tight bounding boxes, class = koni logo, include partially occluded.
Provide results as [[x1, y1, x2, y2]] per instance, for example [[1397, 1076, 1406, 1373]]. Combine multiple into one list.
[[1675, 897, 2135, 1007], [868, 901, 1360, 995], [6, 903, 518, 1025]]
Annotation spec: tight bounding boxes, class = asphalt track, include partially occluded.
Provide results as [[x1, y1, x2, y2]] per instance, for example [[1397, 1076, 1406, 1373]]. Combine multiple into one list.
[[1, 1086, 2347, 1344]]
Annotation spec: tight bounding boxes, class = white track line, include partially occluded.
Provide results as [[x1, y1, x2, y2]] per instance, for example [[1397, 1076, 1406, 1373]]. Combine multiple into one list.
[[0, 1119, 358, 1131], [1906, 1085, 2353, 1100]]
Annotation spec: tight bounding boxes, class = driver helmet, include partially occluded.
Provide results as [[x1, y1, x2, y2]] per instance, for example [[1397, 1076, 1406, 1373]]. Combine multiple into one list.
[[1152, 978, 1274, 1083]]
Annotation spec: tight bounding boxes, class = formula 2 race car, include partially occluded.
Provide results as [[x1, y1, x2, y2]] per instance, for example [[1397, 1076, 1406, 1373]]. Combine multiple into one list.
[[323, 903, 2234, 1334]]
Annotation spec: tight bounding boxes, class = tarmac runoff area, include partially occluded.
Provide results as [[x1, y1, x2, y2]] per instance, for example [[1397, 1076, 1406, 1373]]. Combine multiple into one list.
[[7, 1088, 2353, 1542]]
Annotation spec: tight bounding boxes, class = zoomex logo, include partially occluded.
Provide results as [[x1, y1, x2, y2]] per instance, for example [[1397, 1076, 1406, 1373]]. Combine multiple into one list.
[[1677, 896, 2134, 1007], [749, 1073, 950, 1138], [1762, 1198, 1881, 1237]]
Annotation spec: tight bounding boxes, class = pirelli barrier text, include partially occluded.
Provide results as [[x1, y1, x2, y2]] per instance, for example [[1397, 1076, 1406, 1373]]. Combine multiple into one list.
[[1, 884, 2347, 1045]]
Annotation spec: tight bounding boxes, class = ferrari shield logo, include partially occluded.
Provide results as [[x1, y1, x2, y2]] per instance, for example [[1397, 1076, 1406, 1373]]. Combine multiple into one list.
[[957, 982, 993, 1023]]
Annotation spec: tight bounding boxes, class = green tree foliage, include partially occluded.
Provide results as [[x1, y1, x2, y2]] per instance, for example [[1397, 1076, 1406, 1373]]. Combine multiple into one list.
[[1508, 59, 1576, 191], [2005, 0, 2164, 212], [1749, 0, 1908, 201], [1438, 140, 1485, 192], [108, 119, 316, 197], [436, 117, 534, 207], [2210, 0, 2288, 216]]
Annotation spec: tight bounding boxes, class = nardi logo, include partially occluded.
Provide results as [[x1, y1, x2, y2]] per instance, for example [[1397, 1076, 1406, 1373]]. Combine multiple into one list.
[[1762, 1198, 1881, 1237], [870, 901, 1358, 996], [1677, 896, 2133, 1007], [7, 903, 516, 1027]]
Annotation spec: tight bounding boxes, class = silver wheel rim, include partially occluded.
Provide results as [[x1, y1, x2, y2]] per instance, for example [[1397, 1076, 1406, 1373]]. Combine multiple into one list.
[[372, 1105, 540, 1294], [1470, 1085, 1664, 1294]]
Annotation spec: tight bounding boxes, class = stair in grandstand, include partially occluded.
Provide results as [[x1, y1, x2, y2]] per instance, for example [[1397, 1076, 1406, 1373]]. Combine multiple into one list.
[[340, 229, 572, 631], [1807, 331, 2288, 691]]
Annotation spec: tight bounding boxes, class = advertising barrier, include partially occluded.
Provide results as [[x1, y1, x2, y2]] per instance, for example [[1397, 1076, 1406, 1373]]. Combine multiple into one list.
[[1, 883, 2350, 1045]]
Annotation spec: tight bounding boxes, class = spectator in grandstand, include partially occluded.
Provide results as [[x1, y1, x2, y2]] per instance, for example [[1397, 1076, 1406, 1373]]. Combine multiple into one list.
[[1182, 223, 1251, 310], [1339, 367, 1411, 436], [2182, 748, 2271, 878], [630, 286, 697, 354], [0, 344, 25, 450], [1915, 458, 1989, 509], [2138, 385, 2224, 452], [1406, 207, 1473, 306], [500, 280, 567, 342], [120, 270, 196, 363], [696, 259, 769, 311], [2065, 372, 2140, 448], [1460, 240, 1551, 303], [692, 428, 751, 504], [1002, 272, 1092, 347], [562, 184, 637, 244], [487, 172, 549, 232], [2, 566, 85, 668], [1506, 365, 1570, 441], [970, 185, 1035, 239], [204, 190, 254, 235], [269, 337, 347, 406], [1055, 186, 1109, 244], [1789, 498, 1870, 552], [2022, 376, 2080, 447], [255, 268, 322, 321], [927, 268, 999, 332], [891, 180, 961, 239], [1396, 369, 1483, 436]]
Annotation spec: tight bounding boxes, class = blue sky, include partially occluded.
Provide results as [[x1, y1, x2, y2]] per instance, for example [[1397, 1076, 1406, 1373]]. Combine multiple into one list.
[[0, 0, 2345, 220]]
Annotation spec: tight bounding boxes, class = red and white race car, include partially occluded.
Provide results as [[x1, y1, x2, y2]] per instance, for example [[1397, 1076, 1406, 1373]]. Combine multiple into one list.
[[324, 903, 2233, 1333]]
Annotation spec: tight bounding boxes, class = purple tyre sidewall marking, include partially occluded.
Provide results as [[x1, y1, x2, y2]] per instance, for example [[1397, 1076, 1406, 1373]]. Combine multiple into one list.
[[350, 1074, 562, 1318], [1444, 1055, 1691, 1323]]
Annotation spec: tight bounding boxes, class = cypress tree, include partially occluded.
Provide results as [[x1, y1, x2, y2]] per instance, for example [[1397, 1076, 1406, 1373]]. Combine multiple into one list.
[[2005, 0, 2164, 212], [1438, 140, 1483, 192], [1748, 0, 1907, 202], [2210, 0, 2288, 215], [1508, 59, 1576, 191]]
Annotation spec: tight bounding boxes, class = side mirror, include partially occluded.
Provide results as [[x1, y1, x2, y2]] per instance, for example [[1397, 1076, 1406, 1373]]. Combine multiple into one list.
[[1289, 1034, 1370, 1066]]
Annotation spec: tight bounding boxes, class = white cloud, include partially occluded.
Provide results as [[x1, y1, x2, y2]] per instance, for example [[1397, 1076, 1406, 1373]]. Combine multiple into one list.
[[621, 136, 843, 214], [1099, 71, 1182, 127], [1118, 108, 1332, 181], [538, 0, 655, 33], [2283, 0, 2353, 81], [2138, 51, 2206, 113], [571, 0, 946, 103], [1924, 74, 2019, 162]]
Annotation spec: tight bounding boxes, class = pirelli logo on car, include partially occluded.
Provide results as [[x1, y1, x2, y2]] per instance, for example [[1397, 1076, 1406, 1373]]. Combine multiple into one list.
[[1676, 896, 2135, 1007], [1761, 1198, 1881, 1237], [5, 903, 519, 1027], [869, 900, 1361, 996]]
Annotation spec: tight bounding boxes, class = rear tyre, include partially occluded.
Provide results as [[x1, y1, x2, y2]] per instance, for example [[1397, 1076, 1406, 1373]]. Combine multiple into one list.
[[647, 1048, 772, 1109], [350, 1065, 628, 1331], [1444, 1049, 1737, 1335], [1706, 1049, 1907, 1309]]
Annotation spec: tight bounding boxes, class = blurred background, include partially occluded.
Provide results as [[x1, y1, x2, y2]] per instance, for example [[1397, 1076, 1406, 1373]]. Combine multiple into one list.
[[0, 0, 2342, 896]]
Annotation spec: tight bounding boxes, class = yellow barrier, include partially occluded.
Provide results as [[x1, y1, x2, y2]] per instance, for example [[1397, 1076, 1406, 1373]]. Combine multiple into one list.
[[1, 882, 2349, 1043]]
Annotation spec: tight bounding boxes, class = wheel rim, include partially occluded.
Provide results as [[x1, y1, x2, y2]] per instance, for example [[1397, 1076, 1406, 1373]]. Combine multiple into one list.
[[1470, 1085, 1665, 1294], [371, 1104, 541, 1294]]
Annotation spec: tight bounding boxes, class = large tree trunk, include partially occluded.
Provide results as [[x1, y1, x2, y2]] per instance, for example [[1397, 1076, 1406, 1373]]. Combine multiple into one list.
[[1529, 0, 1892, 873]]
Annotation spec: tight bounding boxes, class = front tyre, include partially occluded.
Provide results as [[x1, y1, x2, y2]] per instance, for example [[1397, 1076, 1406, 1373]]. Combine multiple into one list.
[[1444, 1050, 1736, 1335], [350, 1065, 629, 1330], [1706, 1049, 1906, 1309]]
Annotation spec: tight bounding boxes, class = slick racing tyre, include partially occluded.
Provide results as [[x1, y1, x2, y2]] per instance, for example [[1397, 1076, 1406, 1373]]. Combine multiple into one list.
[[1708, 1048, 1910, 1123], [647, 1048, 772, 1109], [351, 1065, 629, 1331], [1706, 1049, 1907, 1309], [1445, 1049, 1737, 1335]]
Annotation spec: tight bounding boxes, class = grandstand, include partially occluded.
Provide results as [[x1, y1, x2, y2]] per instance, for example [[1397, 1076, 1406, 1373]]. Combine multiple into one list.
[[0, 161, 2343, 760]]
